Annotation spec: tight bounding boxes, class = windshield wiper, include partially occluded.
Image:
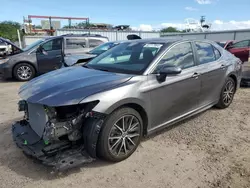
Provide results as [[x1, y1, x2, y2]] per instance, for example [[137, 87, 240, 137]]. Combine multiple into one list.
[[82, 64, 92, 69], [94, 67, 110, 72]]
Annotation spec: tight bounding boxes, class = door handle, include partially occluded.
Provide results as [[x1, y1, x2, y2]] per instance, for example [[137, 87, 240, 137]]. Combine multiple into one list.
[[55, 55, 61, 58], [221, 64, 225, 69], [192, 72, 200, 79]]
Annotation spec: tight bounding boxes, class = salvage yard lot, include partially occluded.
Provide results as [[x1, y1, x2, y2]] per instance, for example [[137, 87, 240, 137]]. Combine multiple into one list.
[[0, 78, 249, 188]]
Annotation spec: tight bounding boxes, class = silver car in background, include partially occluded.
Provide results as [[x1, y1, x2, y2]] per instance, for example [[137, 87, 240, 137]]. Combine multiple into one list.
[[12, 38, 242, 171]]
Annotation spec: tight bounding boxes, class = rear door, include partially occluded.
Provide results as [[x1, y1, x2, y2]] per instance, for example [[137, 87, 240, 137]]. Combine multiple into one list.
[[194, 41, 227, 107], [36, 38, 63, 73], [228, 40, 250, 63]]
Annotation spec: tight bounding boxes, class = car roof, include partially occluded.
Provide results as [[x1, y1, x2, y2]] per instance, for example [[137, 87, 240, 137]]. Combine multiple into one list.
[[42, 34, 109, 41], [124, 38, 223, 45]]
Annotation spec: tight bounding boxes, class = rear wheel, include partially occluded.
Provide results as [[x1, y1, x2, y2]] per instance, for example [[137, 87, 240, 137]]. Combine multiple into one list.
[[215, 77, 236, 109], [97, 107, 143, 162], [13, 63, 35, 81]]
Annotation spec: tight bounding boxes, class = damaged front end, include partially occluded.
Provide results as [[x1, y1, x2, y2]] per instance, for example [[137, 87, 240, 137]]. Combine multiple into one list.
[[12, 100, 105, 172]]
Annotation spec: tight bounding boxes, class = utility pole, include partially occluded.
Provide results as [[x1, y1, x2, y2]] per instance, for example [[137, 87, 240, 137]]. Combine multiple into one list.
[[200, 16, 206, 26]]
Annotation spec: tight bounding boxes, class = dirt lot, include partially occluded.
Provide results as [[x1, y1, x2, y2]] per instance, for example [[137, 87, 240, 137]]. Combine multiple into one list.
[[0, 78, 249, 188]]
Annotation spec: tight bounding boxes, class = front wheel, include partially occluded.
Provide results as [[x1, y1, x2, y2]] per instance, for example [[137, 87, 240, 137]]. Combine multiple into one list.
[[215, 77, 236, 109], [13, 63, 35, 81], [97, 107, 143, 162]]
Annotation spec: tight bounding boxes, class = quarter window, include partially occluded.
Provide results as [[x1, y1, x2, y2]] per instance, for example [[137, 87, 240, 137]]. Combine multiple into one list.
[[213, 47, 221, 60], [89, 39, 104, 48], [156, 42, 195, 70], [195, 42, 216, 64], [66, 38, 86, 49]]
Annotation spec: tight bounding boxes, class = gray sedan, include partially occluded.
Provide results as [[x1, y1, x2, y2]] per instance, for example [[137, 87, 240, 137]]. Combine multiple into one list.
[[12, 38, 242, 171]]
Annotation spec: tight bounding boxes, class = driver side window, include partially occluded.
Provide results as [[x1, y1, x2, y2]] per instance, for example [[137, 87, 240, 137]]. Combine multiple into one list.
[[42, 38, 62, 51], [156, 42, 195, 71]]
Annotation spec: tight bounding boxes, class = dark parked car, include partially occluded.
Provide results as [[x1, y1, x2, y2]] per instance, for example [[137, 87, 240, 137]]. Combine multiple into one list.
[[12, 38, 242, 172], [0, 34, 108, 81]]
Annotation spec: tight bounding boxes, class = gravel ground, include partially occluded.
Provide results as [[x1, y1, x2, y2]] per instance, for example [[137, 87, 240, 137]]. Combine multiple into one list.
[[0, 78, 249, 188]]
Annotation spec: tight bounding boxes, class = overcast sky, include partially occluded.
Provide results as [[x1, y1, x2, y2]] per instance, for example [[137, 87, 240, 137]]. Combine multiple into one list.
[[1, 0, 250, 31]]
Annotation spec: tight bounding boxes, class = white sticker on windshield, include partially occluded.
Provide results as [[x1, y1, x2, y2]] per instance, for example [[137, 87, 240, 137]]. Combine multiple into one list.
[[144, 44, 163, 48]]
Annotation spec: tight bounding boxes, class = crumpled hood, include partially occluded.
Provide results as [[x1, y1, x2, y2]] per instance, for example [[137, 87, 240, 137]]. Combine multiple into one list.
[[19, 67, 132, 106], [64, 54, 97, 66]]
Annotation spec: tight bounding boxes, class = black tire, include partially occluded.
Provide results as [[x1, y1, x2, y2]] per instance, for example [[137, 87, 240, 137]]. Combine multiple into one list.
[[215, 77, 236, 109], [97, 107, 143, 162], [13, 63, 35, 81]]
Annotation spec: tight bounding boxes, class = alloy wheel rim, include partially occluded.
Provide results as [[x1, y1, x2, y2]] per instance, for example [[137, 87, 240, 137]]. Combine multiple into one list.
[[17, 66, 32, 80], [108, 115, 140, 157], [223, 80, 235, 105]]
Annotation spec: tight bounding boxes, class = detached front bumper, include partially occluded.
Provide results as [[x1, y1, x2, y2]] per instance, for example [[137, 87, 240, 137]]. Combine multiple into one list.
[[12, 120, 94, 172]]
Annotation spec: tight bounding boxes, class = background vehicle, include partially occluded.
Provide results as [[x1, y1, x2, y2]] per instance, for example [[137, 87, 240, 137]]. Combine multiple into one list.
[[216, 41, 234, 49], [12, 38, 241, 171], [65, 35, 142, 66], [0, 34, 108, 81], [0, 41, 8, 56], [226, 40, 250, 63]]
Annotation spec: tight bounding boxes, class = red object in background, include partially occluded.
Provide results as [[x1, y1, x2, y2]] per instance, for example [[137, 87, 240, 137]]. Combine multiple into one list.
[[226, 40, 250, 63]]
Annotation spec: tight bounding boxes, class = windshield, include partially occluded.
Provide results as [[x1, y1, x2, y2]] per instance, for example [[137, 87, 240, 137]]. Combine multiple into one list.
[[22, 39, 45, 51], [89, 42, 119, 55], [86, 41, 165, 74]]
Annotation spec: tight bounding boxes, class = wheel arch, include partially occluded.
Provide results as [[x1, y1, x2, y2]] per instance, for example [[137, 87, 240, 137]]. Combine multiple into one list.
[[12, 61, 37, 77], [228, 73, 238, 90], [105, 100, 149, 136]]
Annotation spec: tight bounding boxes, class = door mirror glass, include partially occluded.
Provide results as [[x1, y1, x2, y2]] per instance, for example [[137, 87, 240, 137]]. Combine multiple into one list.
[[156, 65, 182, 82]]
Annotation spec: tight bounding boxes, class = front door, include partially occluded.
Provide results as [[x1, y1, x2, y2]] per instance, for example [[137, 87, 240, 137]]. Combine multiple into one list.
[[194, 42, 227, 107], [148, 42, 201, 130], [228, 40, 250, 63], [36, 38, 63, 74]]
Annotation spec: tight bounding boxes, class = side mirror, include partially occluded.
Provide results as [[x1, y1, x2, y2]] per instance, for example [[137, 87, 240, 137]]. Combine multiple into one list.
[[156, 65, 182, 82]]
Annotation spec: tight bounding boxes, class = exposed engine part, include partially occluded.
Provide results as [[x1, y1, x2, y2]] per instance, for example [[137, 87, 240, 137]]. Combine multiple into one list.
[[68, 130, 82, 141], [44, 106, 57, 120], [43, 110, 85, 141], [43, 121, 71, 141]]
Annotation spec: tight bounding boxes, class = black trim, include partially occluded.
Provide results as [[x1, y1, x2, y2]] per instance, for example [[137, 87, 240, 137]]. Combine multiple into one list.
[[12, 120, 94, 172]]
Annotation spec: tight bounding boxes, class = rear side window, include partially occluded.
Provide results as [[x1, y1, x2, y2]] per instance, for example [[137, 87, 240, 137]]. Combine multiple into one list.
[[66, 38, 86, 49], [89, 39, 104, 48], [213, 47, 221, 60], [195, 42, 216, 64]]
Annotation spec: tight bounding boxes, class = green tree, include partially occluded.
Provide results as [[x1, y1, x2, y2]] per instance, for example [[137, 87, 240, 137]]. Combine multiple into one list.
[[0, 21, 21, 41], [160, 27, 180, 33]]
